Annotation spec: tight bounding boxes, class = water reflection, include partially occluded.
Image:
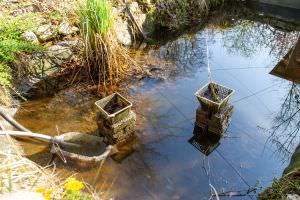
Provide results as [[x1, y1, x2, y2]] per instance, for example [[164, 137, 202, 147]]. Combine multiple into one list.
[[263, 38, 300, 159], [111, 137, 137, 163], [221, 20, 299, 59], [263, 83, 300, 158], [149, 35, 206, 77], [189, 126, 221, 156], [14, 3, 300, 199]]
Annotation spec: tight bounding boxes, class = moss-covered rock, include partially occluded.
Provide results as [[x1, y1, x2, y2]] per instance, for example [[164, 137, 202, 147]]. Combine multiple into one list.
[[259, 144, 300, 200], [284, 144, 300, 175]]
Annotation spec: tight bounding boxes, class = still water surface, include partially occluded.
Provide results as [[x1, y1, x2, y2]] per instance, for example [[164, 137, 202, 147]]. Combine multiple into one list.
[[16, 12, 300, 200]]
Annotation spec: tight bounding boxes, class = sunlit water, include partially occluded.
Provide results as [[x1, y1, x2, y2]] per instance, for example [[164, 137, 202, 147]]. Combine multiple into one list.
[[15, 11, 300, 200]]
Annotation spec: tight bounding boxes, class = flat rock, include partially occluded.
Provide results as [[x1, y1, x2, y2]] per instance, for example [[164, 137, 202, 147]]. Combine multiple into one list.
[[47, 44, 73, 62], [21, 31, 39, 44], [36, 24, 56, 42], [17, 44, 73, 97], [115, 18, 132, 46], [58, 20, 79, 35]]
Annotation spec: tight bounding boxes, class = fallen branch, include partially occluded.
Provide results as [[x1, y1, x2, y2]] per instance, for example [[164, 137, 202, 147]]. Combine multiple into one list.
[[209, 184, 220, 200], [125, 4, 147, 41], [211, 187, 257, 197]]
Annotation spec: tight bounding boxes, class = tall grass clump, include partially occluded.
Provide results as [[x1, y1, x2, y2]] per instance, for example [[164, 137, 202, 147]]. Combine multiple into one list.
[[77, 0, 130, 89]]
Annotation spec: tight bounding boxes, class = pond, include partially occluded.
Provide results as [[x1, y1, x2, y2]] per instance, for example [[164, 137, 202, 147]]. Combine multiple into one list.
[[15, 4, 300, 200]]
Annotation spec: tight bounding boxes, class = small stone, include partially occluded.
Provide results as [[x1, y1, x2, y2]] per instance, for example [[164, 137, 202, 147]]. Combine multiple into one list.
[[129, 2, 140, 13], [21, 31, 39, 44], [47, 45, 73, 62], [36, 24, 56, 42], [287, 194, 300, 200], [58, 20, 79, 35], [115, 19, 132, 46]]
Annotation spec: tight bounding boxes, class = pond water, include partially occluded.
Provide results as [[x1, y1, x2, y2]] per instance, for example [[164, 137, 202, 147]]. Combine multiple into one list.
[[15, 5, 300, 200]]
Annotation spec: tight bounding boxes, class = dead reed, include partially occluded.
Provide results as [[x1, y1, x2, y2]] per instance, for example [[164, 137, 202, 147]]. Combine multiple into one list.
[[77, 0, 131, 90], [0, 135, 107, 200]]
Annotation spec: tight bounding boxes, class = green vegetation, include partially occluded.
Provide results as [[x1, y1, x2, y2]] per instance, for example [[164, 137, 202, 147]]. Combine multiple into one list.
[[0, 12, 41, 105], [259, 173, 300, 200], [0, 13, 41, 87], [259, 144, 300, 200], [154, 0, 224, 29], [77, 0, 130, 89]]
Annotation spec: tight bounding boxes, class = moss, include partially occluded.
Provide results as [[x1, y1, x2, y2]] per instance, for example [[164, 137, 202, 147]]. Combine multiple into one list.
[[284, 144, 300, 175], [259, 144, 300, 200], [259, 173, 300, 200]]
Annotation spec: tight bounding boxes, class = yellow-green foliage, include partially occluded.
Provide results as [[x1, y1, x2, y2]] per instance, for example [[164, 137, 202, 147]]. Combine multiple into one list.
[[77, 0, 130, 88], [36, 177, 92, 200], [77, 0, 112, 38], [0, 12, 41, 87], [259, 173, 300, 200]]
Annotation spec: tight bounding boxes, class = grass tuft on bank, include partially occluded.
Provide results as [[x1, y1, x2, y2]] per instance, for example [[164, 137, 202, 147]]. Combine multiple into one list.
[[77, 0, 131, 90], [0, 12, 42, 105]]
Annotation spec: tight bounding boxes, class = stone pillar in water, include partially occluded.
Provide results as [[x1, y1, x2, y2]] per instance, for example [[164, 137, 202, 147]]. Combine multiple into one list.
[[97, 111, 136, 145]]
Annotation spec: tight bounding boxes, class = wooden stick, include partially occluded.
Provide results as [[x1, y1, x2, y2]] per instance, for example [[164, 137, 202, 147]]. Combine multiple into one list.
[[0, 131, 82, 148], [209, 184, 220, 200], [0, 110, 30, 132], [125, 4, 147, 41], [205, 33, 218, 102], [0, 130, 52, 142]]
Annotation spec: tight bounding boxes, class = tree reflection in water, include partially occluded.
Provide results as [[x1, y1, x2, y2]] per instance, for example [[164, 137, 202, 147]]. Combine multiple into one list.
[[221, 20, 299, 59], [150, 34, 206, 77], [265, 83, 300, 159]]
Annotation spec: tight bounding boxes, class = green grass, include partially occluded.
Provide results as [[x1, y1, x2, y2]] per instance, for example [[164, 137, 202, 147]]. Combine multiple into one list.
[[0, 13, 41, 88], [0, 11, 42, 105], [259, 173, 300, 200], [77, 0, 112, 38], [76, 0, 130, 89]]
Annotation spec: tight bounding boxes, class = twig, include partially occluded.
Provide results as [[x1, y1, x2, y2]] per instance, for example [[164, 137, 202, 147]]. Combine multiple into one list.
[[125, 4, 147, 41], [209, 184, 220, 200], [205, 32, 218, 101], [211, 187, 257, 197]]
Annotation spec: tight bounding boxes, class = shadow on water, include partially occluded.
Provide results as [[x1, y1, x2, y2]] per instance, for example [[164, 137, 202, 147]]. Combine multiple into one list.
[[15, 3, 300, 200]]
